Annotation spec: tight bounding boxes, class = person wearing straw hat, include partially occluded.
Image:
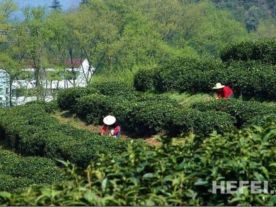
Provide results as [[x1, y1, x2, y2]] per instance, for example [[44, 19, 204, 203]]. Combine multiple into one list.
[[100, 115, 121, 138], [212, 83, 234, 100]]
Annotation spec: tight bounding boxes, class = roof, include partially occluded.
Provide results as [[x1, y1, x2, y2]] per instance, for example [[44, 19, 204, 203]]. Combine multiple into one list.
[[64, 59, 84, 68], [20, 58, 84, 69]]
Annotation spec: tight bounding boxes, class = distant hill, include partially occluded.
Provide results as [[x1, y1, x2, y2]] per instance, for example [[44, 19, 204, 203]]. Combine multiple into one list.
[[212, 0, 276, 32]]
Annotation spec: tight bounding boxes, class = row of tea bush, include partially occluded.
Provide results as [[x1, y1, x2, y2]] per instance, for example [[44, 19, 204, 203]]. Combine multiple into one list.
[[221, 40, 276, 64], [2, 123, 276, 205], [57, 82, 276, 137], [0, 104, 127, 167], [134, 58, 276, 101], [0, 148, 64, 192]]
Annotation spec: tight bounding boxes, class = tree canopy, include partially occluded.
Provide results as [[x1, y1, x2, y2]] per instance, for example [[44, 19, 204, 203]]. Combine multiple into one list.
[[0, 0, 275, 74]]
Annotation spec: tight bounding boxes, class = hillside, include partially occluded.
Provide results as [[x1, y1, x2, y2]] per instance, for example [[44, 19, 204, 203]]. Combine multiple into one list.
[[212, 0, 276, 32]]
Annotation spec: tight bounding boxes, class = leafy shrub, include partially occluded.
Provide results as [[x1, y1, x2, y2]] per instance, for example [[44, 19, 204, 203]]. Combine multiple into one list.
[[164, 109, 235, 137], [125, 97, 234, 137], [221, 40, 276, 64], [220, 61, 276, 100], [245, 114, 276, 127], [57, 87, 98, 111], [25, 101, 58, 113], [0, 104, 128, 168], [134, 57, 276, 101], [134, 69, 156, 91], [0, 174, 33, 192], [75, 94, 134, 126], [153, 57, 223, 93], [90, 81, 137, 99], [0, 149, 65, 192], [125, 99, 178, 136], [2, 124, 276, 205], [193, 99, 276, 128]]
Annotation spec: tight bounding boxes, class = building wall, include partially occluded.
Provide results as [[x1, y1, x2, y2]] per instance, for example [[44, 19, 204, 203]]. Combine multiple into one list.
[[10, 59, 94, 106], [0, 69, 10, 107]]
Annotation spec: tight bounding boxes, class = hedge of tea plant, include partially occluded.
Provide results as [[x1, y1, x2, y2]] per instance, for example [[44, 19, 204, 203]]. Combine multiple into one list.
[[134, 58, 276, 101], [193, 99, 276, 128], [163, 109, 235, 138], [58, 83, 275, 137], [75, 94, 134, 126], [57, 87, 99, 111], [57, 81, 138, 113], [89, 81, 137, 99], [220, 40, 276, 64], [125, 100, 235, 137], [133, 69, 156, 92], [72, 90, 236, 137], [0, 104, 127, 167], [1, 123, 276, 206], [0, 149, 65, 192]]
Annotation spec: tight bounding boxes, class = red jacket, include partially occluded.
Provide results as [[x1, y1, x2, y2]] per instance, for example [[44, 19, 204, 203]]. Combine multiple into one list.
[[100, 125, 121, 138], [216, 86, 233, 99], [100, 125, 109, 136]]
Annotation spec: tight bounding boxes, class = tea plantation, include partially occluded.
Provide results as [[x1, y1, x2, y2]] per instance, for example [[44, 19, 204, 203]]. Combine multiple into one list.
[[0, 40, 276, 205]]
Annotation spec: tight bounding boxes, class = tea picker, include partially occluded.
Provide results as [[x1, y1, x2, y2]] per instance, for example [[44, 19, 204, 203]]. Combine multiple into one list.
[[212, 83, 234, 100], [100, 115, 121, 138]]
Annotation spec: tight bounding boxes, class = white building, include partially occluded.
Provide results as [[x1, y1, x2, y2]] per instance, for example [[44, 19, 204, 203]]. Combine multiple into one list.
[[0, 59, 95, 106], [0, 69, 10, 107]]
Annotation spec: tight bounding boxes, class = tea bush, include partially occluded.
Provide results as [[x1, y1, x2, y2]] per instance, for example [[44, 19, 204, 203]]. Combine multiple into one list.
[[125, 99, 179, 136], [193, 99, 276, 128], [134, 57, 276, 101], [221, 40, 276, 64], [0, 104, 127, 167], [133, 69, 156, 92], [0, 149, 65, 192], [125, 98, 235, 137], [57, 87, 98, 111], [2, 123, 276, 205], [75, 94, 134, 126], [90, 81, 137, 99], [26, 100, 59, 113], [245, 114, 276, 127], [221, 62, 276, 100], [0, 174, 33, 192], [65, 90, 235, 137], [164, 109, 235, 137], [153, 57, 222, 93]]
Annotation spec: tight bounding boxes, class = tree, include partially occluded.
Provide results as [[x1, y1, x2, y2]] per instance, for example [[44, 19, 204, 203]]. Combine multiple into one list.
[[9, 8, 52, 101], [44, 12, 81, 88], [67, 4, 120, 77], [80, 0, 89, 5], [50, 0, 62, 10], [255, 19, 276, 38], [0, 0, 17, 43]]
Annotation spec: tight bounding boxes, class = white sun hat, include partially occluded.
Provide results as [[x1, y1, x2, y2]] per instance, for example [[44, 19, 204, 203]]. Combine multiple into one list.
[[212, 83, 225, 90], [103, 115, 116, 126]]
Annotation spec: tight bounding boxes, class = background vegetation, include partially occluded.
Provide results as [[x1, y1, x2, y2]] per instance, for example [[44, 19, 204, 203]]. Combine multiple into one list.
[[0, 0, 276, 85]]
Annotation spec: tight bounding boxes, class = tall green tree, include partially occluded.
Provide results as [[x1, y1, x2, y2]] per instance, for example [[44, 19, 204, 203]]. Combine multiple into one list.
[[80, 0, 89, 5], [45, 11, 82, 87], [50, 0, 62, 10], [0, 0, 17, 43], [67, 4, 120, 74], [9, 7, 52, 100]]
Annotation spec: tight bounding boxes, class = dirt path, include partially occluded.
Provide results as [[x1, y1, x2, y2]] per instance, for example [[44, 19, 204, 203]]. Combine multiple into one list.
[[52, 112, 162, 147]]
